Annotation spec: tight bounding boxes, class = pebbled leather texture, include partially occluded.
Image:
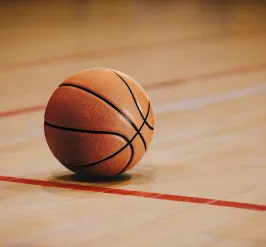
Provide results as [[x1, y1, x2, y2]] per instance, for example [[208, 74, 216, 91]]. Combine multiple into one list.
[[44, 68, 154, 177]]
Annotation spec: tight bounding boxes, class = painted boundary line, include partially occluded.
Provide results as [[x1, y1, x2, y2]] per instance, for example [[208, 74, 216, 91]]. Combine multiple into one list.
[[0, 175, 265, 211], [144, 61, 266, 90], [1, 62, 266, 119]]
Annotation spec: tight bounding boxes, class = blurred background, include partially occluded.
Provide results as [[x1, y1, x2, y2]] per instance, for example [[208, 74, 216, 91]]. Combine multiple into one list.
[[1, 0, 266, 68], [1, 2, 266, 246], [1, 0, 266, 111]]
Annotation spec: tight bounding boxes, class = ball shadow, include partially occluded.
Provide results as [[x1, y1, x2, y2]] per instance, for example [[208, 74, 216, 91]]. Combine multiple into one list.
[[42, 164, 155, 195], [49, 164, 155, 187], [42, 172, 132, 194], [57, 172, 132, 184]]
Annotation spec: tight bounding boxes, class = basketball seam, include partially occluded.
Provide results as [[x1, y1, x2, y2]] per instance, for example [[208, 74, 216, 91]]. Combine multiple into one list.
[[44, 102, 150, 169], [110, 70, 154, 131], [59, 83, 147, 151], [44, 121, 134, 174], [118, 143, 134, 175], [44, 121, 130, 142]]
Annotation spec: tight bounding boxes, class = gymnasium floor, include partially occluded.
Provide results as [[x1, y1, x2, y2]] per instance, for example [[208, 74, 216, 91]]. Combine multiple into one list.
[[0, 1, 266, 246]]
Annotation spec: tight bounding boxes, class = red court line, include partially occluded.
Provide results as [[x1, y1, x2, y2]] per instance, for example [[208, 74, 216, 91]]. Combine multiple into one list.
[[0, 175, 265, 211], [0, 105, 45, 118], [1, 61, 266, 119], [144, 61, 266, 90], [0, 30, 259, 73]]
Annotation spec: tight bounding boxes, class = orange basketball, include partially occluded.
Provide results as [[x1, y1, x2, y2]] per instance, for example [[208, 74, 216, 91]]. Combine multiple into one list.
[[44, 68, 155, 177]]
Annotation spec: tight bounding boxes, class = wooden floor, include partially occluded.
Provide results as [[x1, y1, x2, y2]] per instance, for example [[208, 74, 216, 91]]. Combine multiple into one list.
[[1, 0, 266, 246]]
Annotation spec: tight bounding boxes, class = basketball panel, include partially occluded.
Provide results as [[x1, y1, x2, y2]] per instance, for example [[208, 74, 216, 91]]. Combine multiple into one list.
[[44, 125, 129, 166], [65, 144, 132, 177], [61, 68, 144, 129], [145, 102, 155, 130], [112, 69, 150, 121], [140, 124, 154, 150], [44, 86, 136, 139], [120, 134, 146, 173]]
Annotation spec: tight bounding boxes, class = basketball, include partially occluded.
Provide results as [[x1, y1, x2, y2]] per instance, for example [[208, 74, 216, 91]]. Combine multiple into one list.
[[44, 68, 155, 177]]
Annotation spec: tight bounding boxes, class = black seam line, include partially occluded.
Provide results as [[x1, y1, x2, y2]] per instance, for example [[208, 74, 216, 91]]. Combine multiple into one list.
[[111, 70, 154, 131], [117, 142, 134, 175], [72, 102, 149, 167], [59, 83, 147, 151], [44, 121, 130, 142], [44, 121, 133, 168], [44, 102, 150, 168]]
